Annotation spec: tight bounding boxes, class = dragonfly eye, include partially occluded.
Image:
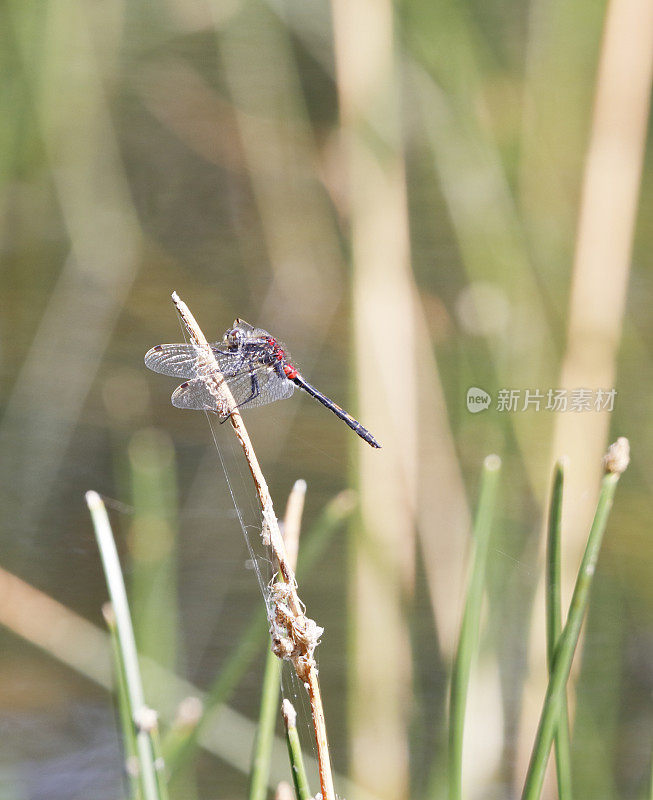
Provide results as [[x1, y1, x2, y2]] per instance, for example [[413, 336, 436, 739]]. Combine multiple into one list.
[[225, 328, 244, 347]]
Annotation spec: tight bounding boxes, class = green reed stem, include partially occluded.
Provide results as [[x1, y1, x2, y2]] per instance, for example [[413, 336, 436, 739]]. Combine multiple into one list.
[[86, 491, 161, 800], [104, 603, 142, 800], [522, 469, 624, 800], [249, 647, 283, 800], [448, 455, 501, 800], [128, 429, 178, 674], [282, 699, 311, 800], [546, 461, 573, 799], [149, 723, 170, 800]]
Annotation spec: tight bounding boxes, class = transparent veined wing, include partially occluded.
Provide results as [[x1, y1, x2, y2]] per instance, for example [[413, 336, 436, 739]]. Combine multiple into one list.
[[144, 342, 238, 379], [171, 377, 227, 411], [231, 318, 257, 335], [170, 366, 294, 414], [226, 367, 295, 409]]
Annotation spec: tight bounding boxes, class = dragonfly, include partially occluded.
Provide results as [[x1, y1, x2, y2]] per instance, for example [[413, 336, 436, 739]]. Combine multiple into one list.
[[144, 319, 381, 448]]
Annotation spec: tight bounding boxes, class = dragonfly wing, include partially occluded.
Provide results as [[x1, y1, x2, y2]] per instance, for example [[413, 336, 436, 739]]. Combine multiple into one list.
[[232, 319, 256, 335], [145, 343, 239, 379], [227, 367, 295, 409], [171, 377, 225, 412], [145, 344, 204, 378], [148, 341, 294, 413], [245, 375, 294, 407]]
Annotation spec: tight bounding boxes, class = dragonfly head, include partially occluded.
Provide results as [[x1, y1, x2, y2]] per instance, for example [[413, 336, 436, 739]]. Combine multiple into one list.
[[224, 326, 245, 348], [224, 318, 257, 348]]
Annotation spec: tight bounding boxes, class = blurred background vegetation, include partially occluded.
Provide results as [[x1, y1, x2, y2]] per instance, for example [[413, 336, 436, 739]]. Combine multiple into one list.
[[1, 0, 651, 798]]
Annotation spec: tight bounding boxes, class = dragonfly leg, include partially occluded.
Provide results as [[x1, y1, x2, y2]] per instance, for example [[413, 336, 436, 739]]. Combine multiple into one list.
[[218, 366, 261, 423]]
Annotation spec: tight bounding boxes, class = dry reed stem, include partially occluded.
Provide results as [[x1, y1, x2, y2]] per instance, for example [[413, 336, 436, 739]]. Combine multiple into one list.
[[331, 0, 415, 792], [170, 292, 335, 800], [551, 0, 653, 566], [520, 1, 652, 783], [282, 479, 307, 570]]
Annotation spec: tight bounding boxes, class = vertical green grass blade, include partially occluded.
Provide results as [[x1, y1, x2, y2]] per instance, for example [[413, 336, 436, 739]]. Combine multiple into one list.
[[128, 429, 178, 673], [522, 439, 629, 800], [249, 648, 283, 800], [282, 699, 311, 800], [149, 722, 170, 800], [86, 491, 161, 800], [448, 455, 501, 800], [103, 602, 142, 800], [546, 461, 573, 799]]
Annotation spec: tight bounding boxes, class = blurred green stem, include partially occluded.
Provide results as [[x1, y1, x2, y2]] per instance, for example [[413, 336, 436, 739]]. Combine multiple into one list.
[[282, 699, 311, 800], [128, 429, 178, 671], [86, 491, 160, 800], [521, 470, 623, 800], [149, 723, 170, 800], [104, 603, 142, 800], [546, 461, 573, 799], [249, 647, 283, 800], [448, 455, 501, 800]]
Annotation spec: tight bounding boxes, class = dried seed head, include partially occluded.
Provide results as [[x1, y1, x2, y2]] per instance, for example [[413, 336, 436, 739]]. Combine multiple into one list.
[[134, 705, 158, 733], [175, 696, 203, 728], [281, 698, 297, 728], [602, 437, 630, 475]]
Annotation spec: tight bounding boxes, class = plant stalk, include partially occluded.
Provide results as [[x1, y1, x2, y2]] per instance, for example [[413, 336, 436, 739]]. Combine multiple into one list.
[[521, 439, 629, 800], [546, 460, 573, 799], [448, 455, 501, 800], [86, 491, 161, 800]]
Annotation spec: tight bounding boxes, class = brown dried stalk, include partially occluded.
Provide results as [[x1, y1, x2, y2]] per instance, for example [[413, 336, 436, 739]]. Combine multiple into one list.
[[170, 292, 335, 800]]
